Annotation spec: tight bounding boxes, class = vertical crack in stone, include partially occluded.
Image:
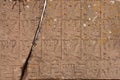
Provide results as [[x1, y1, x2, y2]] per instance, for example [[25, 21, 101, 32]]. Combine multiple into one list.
[[20, 0, 47, 80]]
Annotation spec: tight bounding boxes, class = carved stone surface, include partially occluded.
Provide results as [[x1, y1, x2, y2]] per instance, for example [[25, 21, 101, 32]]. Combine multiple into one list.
[[0, 0, 44, 80], [0, 0, 120, 80]]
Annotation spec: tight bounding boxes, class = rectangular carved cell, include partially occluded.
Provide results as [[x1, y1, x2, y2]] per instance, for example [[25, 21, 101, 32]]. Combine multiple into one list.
[[20, 0, 44, 21], [62, 0, 81, 19], [61, 64, 75, 79], [101, 0, 119, 20], [100, 60, 120, 79], [0, 40, 20, 65], [0, 0, 19, 20], [0, 20, 19, 40], [101, 19, 120, 40], [45, 0, 61, 19], [42, 39, 61, 61], [74, 62, 86, 79], [42, 19, 61, 40], [0, 66, 13, 80], [51, 62, 61, 78], [81, 0, 101, 20], [62, 19, 81, 40], [20, 20, 38, 40], [101, 39, 120, 60], [62, 39, 81, 61], [28, 64, 40, 79], [0, 40, 16, 54], [86, 60, 101, 79], [81, 22, 101, 39], [39, 62, 51, 78], [82, 39, 101, 60]]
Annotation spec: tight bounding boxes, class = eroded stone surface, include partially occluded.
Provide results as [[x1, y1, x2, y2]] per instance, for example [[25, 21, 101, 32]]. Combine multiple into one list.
[[27, 0, 120, 79], [0, 0, 44, 80], [0, 0, 120, 80]]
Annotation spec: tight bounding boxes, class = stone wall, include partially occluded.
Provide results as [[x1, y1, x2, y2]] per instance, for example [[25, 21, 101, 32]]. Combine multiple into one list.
[[0, 0, 120, 80]]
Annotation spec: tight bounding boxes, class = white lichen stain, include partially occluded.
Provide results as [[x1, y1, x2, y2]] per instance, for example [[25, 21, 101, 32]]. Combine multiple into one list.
[[26, 5, 30, 8], [108, 36, 111, 39], [110, 0, 115, 4], [88, 18, 91, 21], [54, 18, 57, 22], [109, 31, 112, 34], [83, 23, 87, 27], [88, 5, 91, 8]]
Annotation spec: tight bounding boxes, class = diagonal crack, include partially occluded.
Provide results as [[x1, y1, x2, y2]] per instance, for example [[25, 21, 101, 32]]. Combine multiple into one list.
[[20, 0, 47, 80]]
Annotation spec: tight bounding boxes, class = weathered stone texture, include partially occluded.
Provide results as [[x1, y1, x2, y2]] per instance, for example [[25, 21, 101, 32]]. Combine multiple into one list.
[[0, 0, 120, 80]]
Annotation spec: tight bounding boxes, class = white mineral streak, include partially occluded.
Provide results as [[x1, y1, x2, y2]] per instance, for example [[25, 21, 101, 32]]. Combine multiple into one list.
[[92, 15, 98, 22]]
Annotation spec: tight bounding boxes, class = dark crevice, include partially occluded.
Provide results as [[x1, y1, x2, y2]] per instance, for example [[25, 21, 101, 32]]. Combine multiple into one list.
[[20, 0, 47, 80]]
